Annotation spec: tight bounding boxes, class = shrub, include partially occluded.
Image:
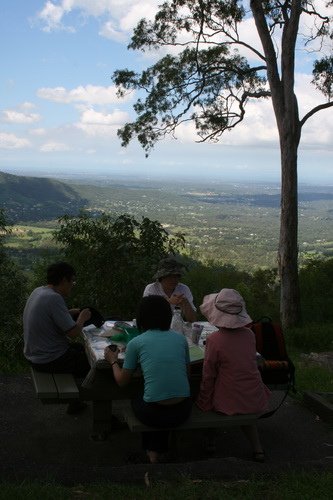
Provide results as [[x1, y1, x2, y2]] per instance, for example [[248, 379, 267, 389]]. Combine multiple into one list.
[[53, 213, 185, 318], [299, 257, 333, 323], [0, 250, 28, 363], [185, 259, 280, 321], [286, 323, 333, 352]]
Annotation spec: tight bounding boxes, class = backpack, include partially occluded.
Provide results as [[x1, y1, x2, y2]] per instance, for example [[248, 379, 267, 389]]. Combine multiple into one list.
[[251, 316, 295, 387], [250, 317, 296, 417]]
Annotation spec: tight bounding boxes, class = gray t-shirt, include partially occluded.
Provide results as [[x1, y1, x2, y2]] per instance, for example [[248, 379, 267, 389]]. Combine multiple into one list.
[[23, 286, 76, 363]]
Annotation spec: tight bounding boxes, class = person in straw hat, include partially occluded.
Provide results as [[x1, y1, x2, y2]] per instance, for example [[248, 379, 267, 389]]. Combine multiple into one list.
[[196, 288, 271, 462], [143, 256, 196, 322]]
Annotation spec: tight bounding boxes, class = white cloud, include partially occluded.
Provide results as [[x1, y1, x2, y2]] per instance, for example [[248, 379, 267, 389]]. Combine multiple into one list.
[[119, 2, 157, 32], [295, 73, 333, 148], [30, 128, 47, 136], [37, 84, 129, 105], [99, 21, 127, 42], [21, 102, 37, 110], [35, 1, 160, 39], [0, 133, 31, 149], [2, 110, 41, 124], [296, 73, 330, 114], [36, 0, 74, 32], [236, 17, 266, 63], [80, 108, 128, 124], [40, 141, 71, 152], [76, 108, 129, 135]]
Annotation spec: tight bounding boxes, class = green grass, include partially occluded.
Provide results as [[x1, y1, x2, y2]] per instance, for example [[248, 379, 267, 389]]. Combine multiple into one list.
[[4, 225, 54, 244], [286, 323, 333, 352], [291, 354, 333, 396], [0, 472, 332, 499], [0, 353, 27, 374]]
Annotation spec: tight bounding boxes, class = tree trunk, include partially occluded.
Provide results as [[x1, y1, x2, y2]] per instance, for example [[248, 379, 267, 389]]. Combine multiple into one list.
[[278, 126, 302, 328], [250, 0, 303, 327]]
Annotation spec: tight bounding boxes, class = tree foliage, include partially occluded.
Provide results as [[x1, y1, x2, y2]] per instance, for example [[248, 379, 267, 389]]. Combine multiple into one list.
[[114, 0, 332, 153], [312, 56, 333, 100], [0, 207, 11, 241], [53, 213, 185, 318], [185, 259, 280, 320], [299, 256, 333, 323], [0, 209, 28, 364], [112, 0, 333, 327]]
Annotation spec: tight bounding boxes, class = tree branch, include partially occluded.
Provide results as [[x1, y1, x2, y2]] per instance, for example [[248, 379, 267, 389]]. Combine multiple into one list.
[[300, 101, 333, 127], [250, 0, 281, 88]]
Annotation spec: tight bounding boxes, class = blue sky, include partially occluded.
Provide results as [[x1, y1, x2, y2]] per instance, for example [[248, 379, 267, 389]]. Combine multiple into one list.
[[0, 1, 332, 184]]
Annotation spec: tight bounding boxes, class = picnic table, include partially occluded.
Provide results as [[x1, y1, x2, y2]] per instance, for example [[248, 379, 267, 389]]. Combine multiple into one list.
[[80, 321, 216, 439], [30, 321, 263, 442]]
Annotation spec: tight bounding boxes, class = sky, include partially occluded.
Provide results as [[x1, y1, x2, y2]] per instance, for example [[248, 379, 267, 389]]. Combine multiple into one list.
[[0, 0, 332, 184]]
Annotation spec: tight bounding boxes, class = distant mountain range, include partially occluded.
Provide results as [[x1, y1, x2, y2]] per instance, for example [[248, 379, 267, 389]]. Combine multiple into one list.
[[0, 171, 87, 222]]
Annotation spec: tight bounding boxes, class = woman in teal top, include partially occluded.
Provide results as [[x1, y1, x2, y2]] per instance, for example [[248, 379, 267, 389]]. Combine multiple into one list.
[[104, 295, 192, 464]]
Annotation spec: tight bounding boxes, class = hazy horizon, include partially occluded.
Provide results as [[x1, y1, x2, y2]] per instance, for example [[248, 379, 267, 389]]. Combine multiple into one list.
[[2, 163, 333, 189]]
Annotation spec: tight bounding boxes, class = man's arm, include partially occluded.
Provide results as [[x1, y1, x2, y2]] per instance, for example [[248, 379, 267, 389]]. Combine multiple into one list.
[[170, 294, 197, 322], [66, 308, 91, 339], [179, 297, 197, 323]]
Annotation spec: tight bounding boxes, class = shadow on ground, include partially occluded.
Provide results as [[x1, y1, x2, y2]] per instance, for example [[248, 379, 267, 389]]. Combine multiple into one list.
[[0, 374, 332, 485]]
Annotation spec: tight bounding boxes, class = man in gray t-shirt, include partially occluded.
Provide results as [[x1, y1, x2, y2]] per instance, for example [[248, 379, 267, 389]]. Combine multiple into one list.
[[23, 262, 91, 378]]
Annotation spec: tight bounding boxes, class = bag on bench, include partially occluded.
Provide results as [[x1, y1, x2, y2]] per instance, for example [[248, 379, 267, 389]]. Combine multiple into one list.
[[250, 317, 296, 418], [251, 316, 296, 415]]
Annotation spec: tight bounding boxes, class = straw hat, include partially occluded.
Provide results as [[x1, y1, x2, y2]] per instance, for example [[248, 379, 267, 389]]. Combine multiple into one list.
[[153, 257, 187, 280]]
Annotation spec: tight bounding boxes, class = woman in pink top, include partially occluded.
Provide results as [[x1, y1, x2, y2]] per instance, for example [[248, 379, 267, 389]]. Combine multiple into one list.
[[196, 288, 270, 462]]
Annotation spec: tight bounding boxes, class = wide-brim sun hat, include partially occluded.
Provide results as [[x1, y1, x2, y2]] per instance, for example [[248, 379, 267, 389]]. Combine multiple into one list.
[[200, 288, 252, 329], [153, 257, 187, 280]]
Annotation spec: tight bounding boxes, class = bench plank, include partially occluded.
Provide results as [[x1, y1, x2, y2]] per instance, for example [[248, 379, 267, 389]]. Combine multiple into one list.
[[30, 368, 58, 399], [120, 401, 258, 432], [53, 373, 79, 399], [30, 367, 79, 401]]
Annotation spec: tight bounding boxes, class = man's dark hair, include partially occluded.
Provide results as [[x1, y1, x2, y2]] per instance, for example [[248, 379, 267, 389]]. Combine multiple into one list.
[[137, 295, 172, 332], [46, 262, 76, 286]]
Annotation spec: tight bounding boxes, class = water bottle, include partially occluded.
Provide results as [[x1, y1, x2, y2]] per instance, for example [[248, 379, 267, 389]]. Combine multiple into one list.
[[191, 323, 204, 345], [170, 306, 184, 334]]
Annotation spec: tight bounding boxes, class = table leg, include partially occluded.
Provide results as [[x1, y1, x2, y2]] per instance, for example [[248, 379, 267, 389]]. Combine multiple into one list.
[[91, 400, 113, 441]]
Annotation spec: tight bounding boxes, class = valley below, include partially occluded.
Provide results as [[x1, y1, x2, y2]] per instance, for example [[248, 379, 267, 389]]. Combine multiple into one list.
[[2, 171, 333, 270]]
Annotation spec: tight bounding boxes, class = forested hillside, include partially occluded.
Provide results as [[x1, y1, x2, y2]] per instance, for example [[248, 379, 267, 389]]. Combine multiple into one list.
[[0, 171, 87, 222], [1, 171, 333, 270]]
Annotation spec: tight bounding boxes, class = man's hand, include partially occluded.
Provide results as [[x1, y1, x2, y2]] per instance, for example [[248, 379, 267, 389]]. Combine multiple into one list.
[[169, 293, 185, 306], [69, 308, 80, 318], [169, 294, 197, 323], [78, 308, 91, 324]]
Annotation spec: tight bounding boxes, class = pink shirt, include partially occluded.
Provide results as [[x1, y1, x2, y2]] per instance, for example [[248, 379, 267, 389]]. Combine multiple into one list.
[[196, 327, 271, 415]]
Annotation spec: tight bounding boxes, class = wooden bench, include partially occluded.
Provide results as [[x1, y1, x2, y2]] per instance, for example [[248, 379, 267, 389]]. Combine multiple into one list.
[[30, 367, 80, 404], [116, 400, 258, 432]]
